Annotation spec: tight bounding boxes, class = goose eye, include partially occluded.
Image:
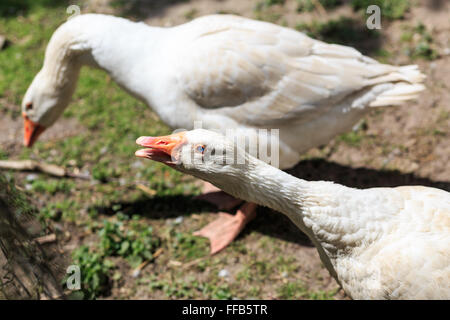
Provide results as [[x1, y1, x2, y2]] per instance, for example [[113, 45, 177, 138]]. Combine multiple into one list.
[[25, 102, 33, 110], [195, 145, 205, 154]]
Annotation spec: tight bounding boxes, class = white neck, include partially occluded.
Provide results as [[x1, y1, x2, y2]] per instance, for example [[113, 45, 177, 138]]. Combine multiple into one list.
[[41, 14, 165, 105], [204, 158, 377, 281]]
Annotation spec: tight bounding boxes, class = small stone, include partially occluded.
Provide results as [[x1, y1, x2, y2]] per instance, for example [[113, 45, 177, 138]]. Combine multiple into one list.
[[62, 244, 77, 252], [391, 148, 401, 156], [174, 216, 184, 225], [131, 269, 141, 278], [25, 184, 33, 190], [409, 162, 419, 171], [131, 160, 144, 169], [218, 269, 230, 278], [53, 223, 64, 232], [100, 146, 108, 154], [119, 178, 127, 186], [26, 173, 38, 181]]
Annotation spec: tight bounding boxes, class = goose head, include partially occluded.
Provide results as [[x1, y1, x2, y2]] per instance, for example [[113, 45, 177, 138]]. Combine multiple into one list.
[[135, 129, 254, 190], [21, 69, 76, 147]]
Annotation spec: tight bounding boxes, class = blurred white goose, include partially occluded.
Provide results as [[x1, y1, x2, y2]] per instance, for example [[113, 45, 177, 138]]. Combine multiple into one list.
[[135, 129, 450, 299], [22, 13, 425, 254]]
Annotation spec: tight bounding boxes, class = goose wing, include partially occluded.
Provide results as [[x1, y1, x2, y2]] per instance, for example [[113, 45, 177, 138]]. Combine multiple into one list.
[[175, 15, 417, 126]]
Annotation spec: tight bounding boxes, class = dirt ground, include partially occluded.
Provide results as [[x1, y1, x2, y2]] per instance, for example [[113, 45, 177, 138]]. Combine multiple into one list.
[[1, 0, 449, 300]]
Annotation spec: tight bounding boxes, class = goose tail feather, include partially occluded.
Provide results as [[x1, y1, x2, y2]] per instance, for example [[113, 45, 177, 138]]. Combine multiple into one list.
[[369, 65, 426, 107]]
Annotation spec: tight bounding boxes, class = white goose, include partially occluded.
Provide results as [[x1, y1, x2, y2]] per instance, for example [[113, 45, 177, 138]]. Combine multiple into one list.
[[22, 13, 425, 254], [135, 129, 450, 300]]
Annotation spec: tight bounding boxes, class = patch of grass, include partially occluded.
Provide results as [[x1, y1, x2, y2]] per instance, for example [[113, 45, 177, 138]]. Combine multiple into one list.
[[431, 129, 445, 137], [254, 0, 283, 23], [200, 282, 233, 300], [337, 119, 368, 147], [308, 289, 338, 300], [0, 149, 8, 160], [149, 276, 196, 298], [71, 245, 114, 299], [98, 217, 161, 268], [437, 110, 450, 123], [373, 48, 392, 63], [0, 0, 70, 17], [183, 8, 198, 21], [148, 275, 233, 299], [171, 231, 209, 262], [30, 178, 74, 195], [237, 258, 276, 283], [0, 8, 62, 110], [401, 23, 439, 60], [70, 214, 162, 298], [351, 0, 410, 19], [278, 280, 308, 299], [254, 11, 282, 23], [257, 0, 285, 9], [92, 162, 120, 183], [297, 0, 342, 12], [278, 280, 336, 299], [338, 131, 364, 147], [38, 199, 78, 223]]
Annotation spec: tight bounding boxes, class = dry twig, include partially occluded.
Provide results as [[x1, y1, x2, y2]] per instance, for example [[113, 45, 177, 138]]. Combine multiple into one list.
[[34, 234, 56, 245], [136, 183, 157, 196], [0, 160, 90, 180]]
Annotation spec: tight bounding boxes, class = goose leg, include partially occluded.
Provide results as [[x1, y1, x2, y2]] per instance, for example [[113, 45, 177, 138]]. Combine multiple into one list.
[[194, 202, 258, 255], [194, 182, 243, 210]]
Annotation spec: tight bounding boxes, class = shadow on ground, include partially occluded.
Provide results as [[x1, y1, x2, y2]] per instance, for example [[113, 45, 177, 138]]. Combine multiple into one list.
[[296, 17, 383, 56], [92, 159, 450, 247], [427, 0, 446, 11], [93, 194, 217, 220], [286, 159, 450, 191], [112, 0, 190, 20]]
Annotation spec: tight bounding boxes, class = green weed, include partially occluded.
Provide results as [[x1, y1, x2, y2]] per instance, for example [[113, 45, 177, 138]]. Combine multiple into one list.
[[98, 218, 161, 268], [297, 0, 342, 12], [401, 23, 439, 60], [71, 245, 114, 299], [351, 0, 410, 19]]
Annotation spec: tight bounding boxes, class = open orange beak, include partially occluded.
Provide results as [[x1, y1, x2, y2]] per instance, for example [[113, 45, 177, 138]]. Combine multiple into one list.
[[135, 131, 186, 165], [23, 113, 46, 147]]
